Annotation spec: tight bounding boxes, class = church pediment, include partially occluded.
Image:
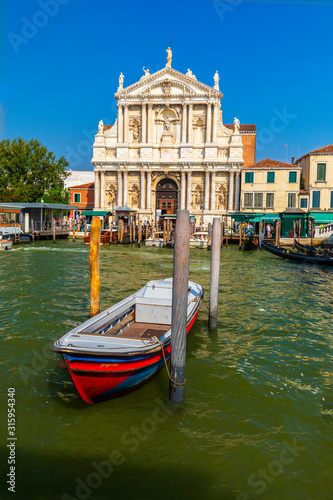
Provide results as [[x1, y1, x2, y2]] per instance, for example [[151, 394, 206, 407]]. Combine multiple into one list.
[[115, 67, 223, 100]]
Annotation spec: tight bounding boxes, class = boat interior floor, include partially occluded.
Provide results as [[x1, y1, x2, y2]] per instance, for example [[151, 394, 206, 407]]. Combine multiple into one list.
[[116, 322, 170, 340]]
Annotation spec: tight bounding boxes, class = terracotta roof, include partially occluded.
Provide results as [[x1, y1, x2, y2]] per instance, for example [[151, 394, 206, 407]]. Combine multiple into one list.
[[296, 144, 333, 163], [103, 125, 113, 131], [70, 183, 94, 189], [309, 144, 333, 154], [224, 124, 257, 132], [242, 159, 299, 170]]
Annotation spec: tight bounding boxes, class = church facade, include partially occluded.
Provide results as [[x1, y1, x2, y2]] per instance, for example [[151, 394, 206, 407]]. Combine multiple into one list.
[[92, 51, 256, 224]]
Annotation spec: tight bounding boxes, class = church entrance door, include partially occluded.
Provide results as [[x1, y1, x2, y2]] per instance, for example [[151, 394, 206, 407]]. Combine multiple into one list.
[[156, 179, 178, 216]]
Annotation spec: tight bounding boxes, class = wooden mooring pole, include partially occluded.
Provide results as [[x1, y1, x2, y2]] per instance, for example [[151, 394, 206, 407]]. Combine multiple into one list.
[[52, 218, 56, 244], [169, 210, 190, 403], [138, 221, 142, 247], [31, 219, 34, 242], [207, 222, 212, 250], [209, 218, 222, 329], [90, 217, 101, 317], [72, 219, 75, 241]]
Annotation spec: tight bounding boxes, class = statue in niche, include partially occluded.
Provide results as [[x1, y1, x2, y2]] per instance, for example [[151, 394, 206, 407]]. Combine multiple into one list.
[[218, 191, 225, 209], [98, 120, 104, 134], [118, 72, 124, 89], [132, 191, 138, 207], [166, 47, 172, 67], [164, 115, 171, 132], [214, 70, 219, 89], [195, 191, 202, 207], [133, 127, 139, 141], [234, 117, 240, 133]]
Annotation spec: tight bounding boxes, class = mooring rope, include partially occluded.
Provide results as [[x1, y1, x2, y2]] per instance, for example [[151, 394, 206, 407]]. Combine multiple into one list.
[[151, 336, 186, 386]]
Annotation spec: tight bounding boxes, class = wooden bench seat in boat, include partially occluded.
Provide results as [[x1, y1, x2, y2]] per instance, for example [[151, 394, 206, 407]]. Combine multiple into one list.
[[116, 322, 170, 339]]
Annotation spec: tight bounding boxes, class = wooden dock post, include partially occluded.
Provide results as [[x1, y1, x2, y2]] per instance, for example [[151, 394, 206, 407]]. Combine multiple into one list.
[[167, 219, 170, 243], [298, 219, 301, 244], [72, 219, 75, 241], [84, 220, 87, 238], [169, 210, 190, 403], [163, 219, 167, 247], [129, 221, 132, 243], [138, 221, 142, 247], [275, 221, 279, 247], [133, 220, 136, 243], [52, 218, 56, 244], [31, 219, 34, 242], [90, 217, 101, 317], [209, 218, 222, 329], [207, 222, 212, 250], [221, 219, 224, 248], [239, 221, 242, 250]]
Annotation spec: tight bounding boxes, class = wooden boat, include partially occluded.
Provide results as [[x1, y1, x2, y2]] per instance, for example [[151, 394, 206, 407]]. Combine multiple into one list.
[[51, 278, 203, 404], [0, 234, 13, 250], [145, 231, 164, 247], [241, 235, 257, 251], [190, 232, 208, 249], [84, 229, 117, 245], [261, 241, 333, 267], [294, 240, 331, 257]]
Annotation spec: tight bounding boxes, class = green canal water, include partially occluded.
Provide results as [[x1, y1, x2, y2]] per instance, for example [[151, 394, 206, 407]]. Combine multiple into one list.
[[0, 240, 332, 500]]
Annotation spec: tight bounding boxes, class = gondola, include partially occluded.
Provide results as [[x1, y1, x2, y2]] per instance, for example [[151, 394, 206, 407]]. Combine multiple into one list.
[[294, 240, 333, 257], [260, 241, 333, 267]]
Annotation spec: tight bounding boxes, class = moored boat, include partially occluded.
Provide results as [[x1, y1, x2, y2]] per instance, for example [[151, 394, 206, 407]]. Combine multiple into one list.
[[261, 241, 333, 266], [84, 229, 118, 245], [0, 234, 13, 250], [190, 232, 208, 249], [51, 278, 203, 404], [145, 231, 164, 247]]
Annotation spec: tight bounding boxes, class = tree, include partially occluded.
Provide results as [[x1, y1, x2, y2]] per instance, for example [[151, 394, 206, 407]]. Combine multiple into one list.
[[0, 137, 69, 203]]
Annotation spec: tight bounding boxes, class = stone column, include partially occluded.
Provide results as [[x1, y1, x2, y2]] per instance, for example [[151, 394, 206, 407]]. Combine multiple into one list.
[[188, 103, 193, 143], [117, 170, 122, 206], [206, 103, 212, 143], [123, 104, 129, 143], [204, 170, 210, 210], [235, 172, 240, 211], [141, 103, 147, 143], [228, 171, 234, 212], [147, 103, 152, 143], [210, 172, 215, 211], [123, 170, 128, 206], [100, 171, 105, 209], [140, 170, 145, 209], [180, 171, 186, 209], [182, 104, 187, 143], [146, 171, 151, 209], [94, 171, 100, 209], [186, 171, 192, 210], [212, 103, 218, 142], [117, 103, 123, 143]]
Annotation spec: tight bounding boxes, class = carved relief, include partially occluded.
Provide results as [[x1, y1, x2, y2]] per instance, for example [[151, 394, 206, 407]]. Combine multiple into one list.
[[163, 81, 172, 95], [218, 148, 228, 158], [106, 149, 116, 158], [104, 119, 117, 137], [217, 120, 233, 137]]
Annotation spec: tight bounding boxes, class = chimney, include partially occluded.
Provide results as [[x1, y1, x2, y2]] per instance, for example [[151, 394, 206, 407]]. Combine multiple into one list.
[[291, 157, 295, 165]]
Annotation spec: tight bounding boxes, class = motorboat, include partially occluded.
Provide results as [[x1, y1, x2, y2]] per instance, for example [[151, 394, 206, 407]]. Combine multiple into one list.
[[51, 278, 203, 404], [190, 232, 208, 249], [0, 234, 13, 250], [145, 231, 164, 247]]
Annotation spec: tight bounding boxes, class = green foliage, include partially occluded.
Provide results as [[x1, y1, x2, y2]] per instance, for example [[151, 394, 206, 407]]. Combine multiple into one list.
[[0, 137, 69, 203]]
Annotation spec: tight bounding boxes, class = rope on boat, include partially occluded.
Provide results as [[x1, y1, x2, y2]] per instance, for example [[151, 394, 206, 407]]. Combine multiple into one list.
[[151, 336, 186, 386]]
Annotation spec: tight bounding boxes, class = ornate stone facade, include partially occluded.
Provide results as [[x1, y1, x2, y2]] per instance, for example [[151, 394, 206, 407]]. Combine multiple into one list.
[[92, 56, 255, 224]]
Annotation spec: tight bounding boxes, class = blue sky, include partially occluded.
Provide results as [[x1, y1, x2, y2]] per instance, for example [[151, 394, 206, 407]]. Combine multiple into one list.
[[1, 0, 333, 170]]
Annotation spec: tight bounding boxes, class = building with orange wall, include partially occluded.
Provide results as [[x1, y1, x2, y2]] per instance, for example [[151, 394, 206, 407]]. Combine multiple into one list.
[[69, 183, 94, 217]]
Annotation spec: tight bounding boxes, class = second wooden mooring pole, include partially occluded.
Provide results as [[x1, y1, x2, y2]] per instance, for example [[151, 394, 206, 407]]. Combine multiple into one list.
[[209, 218, 222, 329], [90, 217, 101, 317], [169, 209, 190, 403]]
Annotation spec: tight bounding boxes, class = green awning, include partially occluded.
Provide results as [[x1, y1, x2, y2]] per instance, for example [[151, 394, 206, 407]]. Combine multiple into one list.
[[81, 211, 111, 217], [310, 212, 333, 224], [259, 214, 280, 222]]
